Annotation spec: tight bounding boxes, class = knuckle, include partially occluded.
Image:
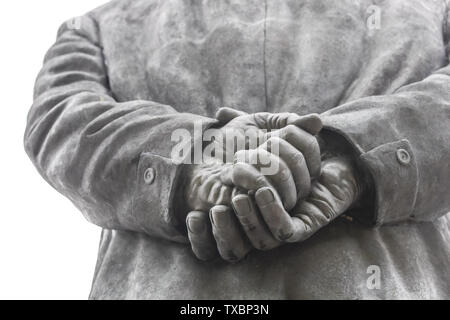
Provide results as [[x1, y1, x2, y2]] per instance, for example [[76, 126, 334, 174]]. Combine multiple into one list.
[[279, 166, 292, 181], [231, 163, 248, 183], [244, 223, 257, 232], [283, 124, 298, 140], [237, 216, 257, 232], [255, 174, 267, 188], [298, 213, 313, 227], [298, 179, 311, 198], [234, 150, 247, 163], [276, 113, 290, 127], [308, 196, 335, 221], [253, 238, 278, 251], [267, 136, 282, 146], [306, 137, 320, 156], [277, 228, 294, 241], [289, 150, 305, 165]]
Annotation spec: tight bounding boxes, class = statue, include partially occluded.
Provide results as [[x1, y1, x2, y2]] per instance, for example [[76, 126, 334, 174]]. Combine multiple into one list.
[[25, 0, 450, 299]]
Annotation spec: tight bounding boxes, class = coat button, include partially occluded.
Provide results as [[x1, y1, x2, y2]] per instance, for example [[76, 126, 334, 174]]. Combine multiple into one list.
[[144, 168, 155, 185], [396, 149, 411, 165]]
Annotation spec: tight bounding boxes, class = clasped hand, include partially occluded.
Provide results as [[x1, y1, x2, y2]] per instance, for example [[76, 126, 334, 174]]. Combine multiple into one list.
[[184, 108, 362, 262]]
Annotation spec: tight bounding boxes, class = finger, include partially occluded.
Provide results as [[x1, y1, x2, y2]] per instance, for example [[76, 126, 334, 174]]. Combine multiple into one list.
[[233, 150, 297, 211], [254, 187, 307, 242], [231, 161, 273, 191], [289, 157, 359, 238], [232, 187, 246, 198], [253, 112, 322, 135], [290, 201, 333, 242], [261, 137, 311, 200], [289, 113, 323, 135], [197, 170, 221, 203], [186, 211, 219, 261], [207, 181, 232, 205], [241, 148, 297, 210], [232, 194, 281, 251], [216, 107, 247, 125], [267, 125, 321, 178], [209, 205, 252, 262], [287, 186, 349, 243], [220, 164, 234, 186], [253, 112, 299, 130], [253, 159, 357, 244]]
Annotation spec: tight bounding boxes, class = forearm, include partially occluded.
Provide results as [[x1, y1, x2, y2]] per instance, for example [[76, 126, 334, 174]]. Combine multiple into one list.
[[24, 15, 216, 242], [321, 62, 450, 224]]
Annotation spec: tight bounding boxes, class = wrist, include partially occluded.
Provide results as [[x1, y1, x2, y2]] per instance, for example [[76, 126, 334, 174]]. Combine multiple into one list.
[[318, 130, 371, 207]]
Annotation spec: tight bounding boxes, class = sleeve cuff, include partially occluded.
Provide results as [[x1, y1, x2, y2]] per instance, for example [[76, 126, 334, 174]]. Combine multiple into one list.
[[131, 116, 217, 242], [359, 139, 419, 225], [132, 153, 188, 243], [323, 118, 419, 225]]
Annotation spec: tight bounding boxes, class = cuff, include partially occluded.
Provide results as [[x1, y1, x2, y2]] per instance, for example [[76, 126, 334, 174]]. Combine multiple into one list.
[[132, 153, 188, 243], [358, 139, 419, 225], [132, 116, 217, 242], [323, 121, 419, 225]]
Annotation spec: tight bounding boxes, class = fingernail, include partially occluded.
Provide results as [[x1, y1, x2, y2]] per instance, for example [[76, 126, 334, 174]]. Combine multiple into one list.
[[226, 251, 240, 263], [187, 217, 205, 234], [232, 196, 251, 213], [257, 188, 275, 205], [210, 206, 229, 228]]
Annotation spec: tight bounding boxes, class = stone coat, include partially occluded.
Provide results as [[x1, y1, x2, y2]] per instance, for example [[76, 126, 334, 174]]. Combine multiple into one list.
[[25, 0, 450, 299]]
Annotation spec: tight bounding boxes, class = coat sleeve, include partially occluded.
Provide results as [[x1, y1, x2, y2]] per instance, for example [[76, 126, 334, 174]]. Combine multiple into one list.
[[322, 8, 450, 225], [24, 15, 216, 243]]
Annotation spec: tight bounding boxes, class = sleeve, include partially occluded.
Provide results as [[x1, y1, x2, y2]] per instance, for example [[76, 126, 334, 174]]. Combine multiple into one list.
[[321, 8, 450, 226], [24, 15, 216, 243]]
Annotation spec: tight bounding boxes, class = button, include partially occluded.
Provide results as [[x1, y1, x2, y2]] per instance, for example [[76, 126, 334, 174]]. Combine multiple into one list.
[[396, 149, 411, 165], [144, 168, 155, 185]]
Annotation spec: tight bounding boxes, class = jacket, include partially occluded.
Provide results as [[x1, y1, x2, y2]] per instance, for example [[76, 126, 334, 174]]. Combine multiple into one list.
[[25, 0, 450, 299]]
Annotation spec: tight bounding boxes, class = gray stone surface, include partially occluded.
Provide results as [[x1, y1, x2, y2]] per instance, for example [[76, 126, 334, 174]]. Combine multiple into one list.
[[24, 0, 450, 299]]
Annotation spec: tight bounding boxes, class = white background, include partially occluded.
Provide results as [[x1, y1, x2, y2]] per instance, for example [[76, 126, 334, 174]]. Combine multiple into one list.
[[0, 0, 108, 300]]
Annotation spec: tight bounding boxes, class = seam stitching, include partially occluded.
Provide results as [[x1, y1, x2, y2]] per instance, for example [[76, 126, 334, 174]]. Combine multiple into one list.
[[263, 0, 269, 112], [444, 0, 449, 42]]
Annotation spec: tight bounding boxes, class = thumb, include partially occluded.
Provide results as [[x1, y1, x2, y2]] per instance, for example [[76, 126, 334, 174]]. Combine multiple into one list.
[[289, 113, 323, 135], [216, 107, 247, 125]]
